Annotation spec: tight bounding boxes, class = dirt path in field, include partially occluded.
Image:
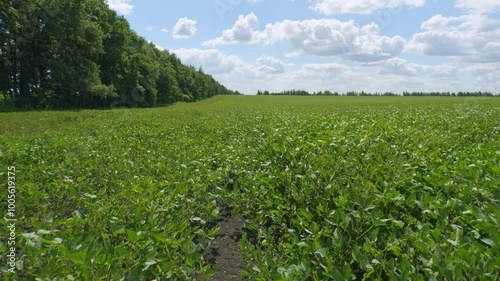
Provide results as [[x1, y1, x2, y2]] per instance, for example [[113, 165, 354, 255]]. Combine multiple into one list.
[[207, 204, 245, 281]]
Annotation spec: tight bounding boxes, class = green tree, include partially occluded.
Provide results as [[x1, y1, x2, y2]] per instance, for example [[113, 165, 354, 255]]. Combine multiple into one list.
[[1, 0, 235, 109]]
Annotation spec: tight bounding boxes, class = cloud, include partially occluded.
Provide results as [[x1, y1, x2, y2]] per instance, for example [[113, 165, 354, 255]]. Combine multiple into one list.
[[106, 0, 134, 15], [172, 48, 255, 75], [407, 14, 500, 62], [309, 0, 426, 15], [454, 0, 500, 14], [205, 15, 405, 62], [203, 13, 258, 46], [171, 49, 263, 94], [346, 33, 405, 62], [298, 63, 351, 78], [361, 22, 380, 35], [147, 40, 165, 51], [283, 63, 376, 93], [463, 63, 500, 77], [173, 17, 197, 39], [461, 63, 500, 93], [170, 48, 496, 94], [148, 26, 169, 33], [408, 31, 471, 56], [375, 58, 419, 75], [420, 14, 449, 30], [170, 50, 360, 94], [370, 58, 458, 77], [256, 55, 285, 74], [247, 0, 263, 3]]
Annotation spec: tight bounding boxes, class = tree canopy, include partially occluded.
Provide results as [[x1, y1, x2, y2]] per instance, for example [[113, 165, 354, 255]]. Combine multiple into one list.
[[0, 0, 239, 109]]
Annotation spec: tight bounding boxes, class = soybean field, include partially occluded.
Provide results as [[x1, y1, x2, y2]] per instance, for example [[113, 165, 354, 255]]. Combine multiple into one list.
[[1, 96, 499, 280]]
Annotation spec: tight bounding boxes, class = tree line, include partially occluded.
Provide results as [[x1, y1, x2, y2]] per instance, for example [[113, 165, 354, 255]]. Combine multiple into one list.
[[0, 0, 239, 110], [257, 89, 498, 96]]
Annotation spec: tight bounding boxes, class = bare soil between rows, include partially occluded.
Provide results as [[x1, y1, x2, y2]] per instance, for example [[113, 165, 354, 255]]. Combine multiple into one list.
[[207, 204, 245, 281]]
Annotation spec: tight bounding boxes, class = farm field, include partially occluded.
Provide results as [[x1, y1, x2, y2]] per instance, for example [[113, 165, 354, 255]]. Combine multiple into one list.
[[1, 96, 499, 280]]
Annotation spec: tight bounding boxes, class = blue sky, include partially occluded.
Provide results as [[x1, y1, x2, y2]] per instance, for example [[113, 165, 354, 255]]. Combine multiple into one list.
[[106, 0, 499, 94]]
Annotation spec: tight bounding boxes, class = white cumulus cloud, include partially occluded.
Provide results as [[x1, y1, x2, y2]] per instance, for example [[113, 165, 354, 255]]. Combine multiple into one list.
[[420, 14, 450, 30], [407, 14, 500, 62], [106, 0, 134, 15], [256, 55, 285, 74], [172, 48, 255, 75], [173, 17, 197, 39], [454, 0, 500, 14], [204, 13, 258, 46], [462, 63, 500, 93], [309, 0, 426, 15], [371, 58, 458, 77], [205, 15, 406, 62], [299, 63, 350, 78]]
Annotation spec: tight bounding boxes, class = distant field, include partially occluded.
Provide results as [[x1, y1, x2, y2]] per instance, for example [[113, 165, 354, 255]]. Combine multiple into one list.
[[1, 96, 499, 280]]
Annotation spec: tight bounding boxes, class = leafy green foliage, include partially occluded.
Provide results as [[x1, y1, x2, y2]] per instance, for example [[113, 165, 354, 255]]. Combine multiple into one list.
[[0, 96, 498, 280], [0, 0, 238, 110]]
